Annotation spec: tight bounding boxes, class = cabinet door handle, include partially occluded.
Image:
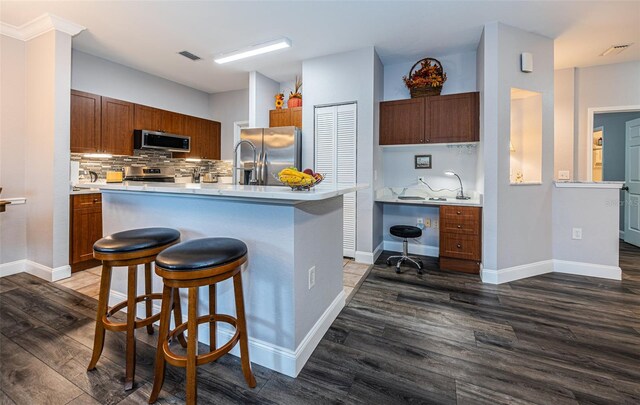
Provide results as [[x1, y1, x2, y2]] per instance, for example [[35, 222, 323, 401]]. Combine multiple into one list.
[[456, 211, 462, 215], [457, 244, 462, 249], [457, 225, 462, 229], [93, 199, 98, 203]]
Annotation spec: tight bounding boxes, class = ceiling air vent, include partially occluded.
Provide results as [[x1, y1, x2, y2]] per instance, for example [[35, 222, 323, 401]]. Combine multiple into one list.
[[178, 50, 202, 61], [600, 44, 632, 56]]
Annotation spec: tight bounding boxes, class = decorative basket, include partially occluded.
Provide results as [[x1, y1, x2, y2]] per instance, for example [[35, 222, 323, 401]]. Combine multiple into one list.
[[406, 57, 445, 98], [273, 173, 323, 191]]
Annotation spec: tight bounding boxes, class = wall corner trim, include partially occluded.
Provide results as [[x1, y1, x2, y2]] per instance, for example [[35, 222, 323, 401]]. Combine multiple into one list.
[[355, 241, 384, 265], [1, 13, 85, 41]]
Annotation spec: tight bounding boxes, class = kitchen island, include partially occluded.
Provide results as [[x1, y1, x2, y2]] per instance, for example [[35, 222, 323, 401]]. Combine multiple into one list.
[[77, 182, 361, 377]]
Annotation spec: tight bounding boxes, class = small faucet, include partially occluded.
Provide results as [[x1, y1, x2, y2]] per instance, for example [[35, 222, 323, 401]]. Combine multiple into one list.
[[232, 140, 258, 185]]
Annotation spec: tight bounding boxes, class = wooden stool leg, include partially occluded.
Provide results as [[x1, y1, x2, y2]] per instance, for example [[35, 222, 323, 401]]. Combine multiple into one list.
[[124, 265, 138, 391], [172, 288, 187, 348], [88, 263, 112, 371], [209, 284, 216, 351], [144, 262, 154, 335], [186, 287, 199, 405], [149, 285, 172, 404], [233, 273, 257, 388]]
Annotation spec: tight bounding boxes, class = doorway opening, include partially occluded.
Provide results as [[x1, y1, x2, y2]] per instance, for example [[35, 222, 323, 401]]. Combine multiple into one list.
[[590, 110, 640, 247]]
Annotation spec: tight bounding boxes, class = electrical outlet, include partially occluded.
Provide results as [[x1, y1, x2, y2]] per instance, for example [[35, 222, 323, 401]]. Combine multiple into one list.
[[424, 217, 431, 228], [308, 266, 316, 289], [572, 228, 582, 240], [417, 217, 424, 228], [433, 219, 439, 229], [558, 170, 570, 180]]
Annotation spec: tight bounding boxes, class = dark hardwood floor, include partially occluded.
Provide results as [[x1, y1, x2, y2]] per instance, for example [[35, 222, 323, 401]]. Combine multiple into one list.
[[1, 243, 639, 404]]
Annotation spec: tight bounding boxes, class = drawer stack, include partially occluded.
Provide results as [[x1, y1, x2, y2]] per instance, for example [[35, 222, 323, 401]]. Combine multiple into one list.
[[439, 205, 482, 273]]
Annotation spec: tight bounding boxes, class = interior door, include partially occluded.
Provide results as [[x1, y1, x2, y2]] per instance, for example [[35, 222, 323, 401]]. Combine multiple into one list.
[[315, 103, 357, 258], [624, 118, 640, 247]]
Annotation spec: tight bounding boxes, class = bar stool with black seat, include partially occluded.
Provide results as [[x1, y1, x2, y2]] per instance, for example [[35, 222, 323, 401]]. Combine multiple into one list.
[[386, 225, 424, 274], [149, 237, 256, 405], [88, 227, 185, 391]]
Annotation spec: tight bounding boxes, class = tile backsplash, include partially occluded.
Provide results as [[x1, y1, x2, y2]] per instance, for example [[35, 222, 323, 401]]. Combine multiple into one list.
[[71, 150, 232, 181]]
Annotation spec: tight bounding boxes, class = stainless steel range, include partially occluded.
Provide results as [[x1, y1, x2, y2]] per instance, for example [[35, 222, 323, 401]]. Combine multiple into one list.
[[123, 167, 175, 182]]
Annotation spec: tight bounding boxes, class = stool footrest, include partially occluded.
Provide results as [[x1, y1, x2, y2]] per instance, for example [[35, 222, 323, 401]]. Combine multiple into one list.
[[163, 314, 240, 368], [102, 293, 163, 332]]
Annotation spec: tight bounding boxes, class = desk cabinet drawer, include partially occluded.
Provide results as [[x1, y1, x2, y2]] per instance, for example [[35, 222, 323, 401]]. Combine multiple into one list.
[[441, 216, 479, 235], [73, 193, 101, 209], [440, 205, 480, 221], [440, 234, 480, 260]]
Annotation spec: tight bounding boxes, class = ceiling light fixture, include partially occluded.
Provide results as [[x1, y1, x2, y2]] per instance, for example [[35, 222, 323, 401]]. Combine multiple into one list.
[[214, 38, 291, 64], [600, 44, 632, 56]]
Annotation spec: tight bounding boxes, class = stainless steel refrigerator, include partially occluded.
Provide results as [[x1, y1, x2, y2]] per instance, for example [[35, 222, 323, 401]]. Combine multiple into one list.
[[239, 126, 302, 185]]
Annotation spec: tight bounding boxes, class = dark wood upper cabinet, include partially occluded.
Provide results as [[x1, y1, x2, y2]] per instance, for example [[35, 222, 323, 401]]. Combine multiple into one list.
[[269, 107, 302, 128], [160, 110, 185, 134], [427, 92, 479, 143], [379, 92, 479, 145], [70, 90, 101, 153], [71, 90, 220, 159], [379, 98, 425, 145], [174, 117, 221, 160], [134, 104, 162, 131], [101, 97, 135, 156]]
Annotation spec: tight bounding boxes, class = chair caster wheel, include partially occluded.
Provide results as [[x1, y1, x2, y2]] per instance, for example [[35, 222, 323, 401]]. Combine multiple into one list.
[[386, 259, 391, 266], [395, 266, 402, 274]]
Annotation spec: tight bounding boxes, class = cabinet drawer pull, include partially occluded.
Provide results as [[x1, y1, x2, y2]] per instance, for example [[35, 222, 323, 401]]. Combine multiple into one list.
[[456, 211, 462, 215], [93, 199, 98, 203], [456, 225, 462, 229], [457, 244, 462, 249]]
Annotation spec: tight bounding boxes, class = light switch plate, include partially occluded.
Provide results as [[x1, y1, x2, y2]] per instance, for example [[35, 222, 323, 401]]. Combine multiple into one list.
[[558, 170, 570, 180], [572, 228, 582, 240]]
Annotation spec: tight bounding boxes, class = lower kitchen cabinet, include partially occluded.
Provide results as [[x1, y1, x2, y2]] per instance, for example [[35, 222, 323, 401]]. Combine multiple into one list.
[[69, 193, 103, 272], [439, 205, 482, 273]]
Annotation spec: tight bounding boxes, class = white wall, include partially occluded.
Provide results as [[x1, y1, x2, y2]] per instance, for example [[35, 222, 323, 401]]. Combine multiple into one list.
[[480, 22, 554, 274], [384, 51, 477, 101], [24, 30, 73, 277], [249, 71, 280, 127], [72, 50, 212, 119], [302, 47, 379, 257], [553, 61, 640, 181], [383, 145, 479, 192], [209, 89, 249, 160], [554, 67, 575, 179], [0, 35, 27, 265], [552, 187, 620, 267]]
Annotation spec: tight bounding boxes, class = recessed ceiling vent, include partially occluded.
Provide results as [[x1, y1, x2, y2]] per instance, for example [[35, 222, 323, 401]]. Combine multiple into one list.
[[178, 50, 202, 61], [600, 44, 632, 56]]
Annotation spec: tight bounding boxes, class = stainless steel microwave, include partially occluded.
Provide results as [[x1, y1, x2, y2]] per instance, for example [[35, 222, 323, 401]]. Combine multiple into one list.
[[133, 129, 190, 153]]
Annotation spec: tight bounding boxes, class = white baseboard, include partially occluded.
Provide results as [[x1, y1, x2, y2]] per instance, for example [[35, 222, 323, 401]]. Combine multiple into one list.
[[0, 259, 70, 281], [110, 288, 346, 378], [619, 230, 624, 240], [554, 260, 621, 280], [383, 240, 439, 258], [354, 241, 384, 265], [0, 260, 26, 277], [481, 260, 554, 284]]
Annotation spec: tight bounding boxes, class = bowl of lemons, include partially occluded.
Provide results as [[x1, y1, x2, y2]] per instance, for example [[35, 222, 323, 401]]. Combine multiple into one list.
[[275, 167, 324, 191]]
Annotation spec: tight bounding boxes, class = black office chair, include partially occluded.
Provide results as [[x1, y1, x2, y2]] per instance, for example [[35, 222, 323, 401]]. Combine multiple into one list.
[[386, 225, 423, 274]]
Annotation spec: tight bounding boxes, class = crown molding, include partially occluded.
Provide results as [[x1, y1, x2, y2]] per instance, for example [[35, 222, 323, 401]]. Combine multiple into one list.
[[1, 13, 85, 41]]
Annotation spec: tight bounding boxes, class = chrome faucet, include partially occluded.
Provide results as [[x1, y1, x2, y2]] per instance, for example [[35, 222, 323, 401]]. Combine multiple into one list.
[[232, 140, 258, 185]]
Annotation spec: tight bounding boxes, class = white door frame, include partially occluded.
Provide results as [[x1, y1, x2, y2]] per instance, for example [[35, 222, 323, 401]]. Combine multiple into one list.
[[585, 105, 640, 181], [233, 121, 250, 150]]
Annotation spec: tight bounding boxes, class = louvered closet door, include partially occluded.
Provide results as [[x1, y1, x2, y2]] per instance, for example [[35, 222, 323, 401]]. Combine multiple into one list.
[[315, 103, 357, 258]]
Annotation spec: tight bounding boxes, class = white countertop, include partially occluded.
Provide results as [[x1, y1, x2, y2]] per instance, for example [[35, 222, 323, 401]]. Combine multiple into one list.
[[554, 181, 624, 189], [74, 181, 366, 202], [375, 188, 482, 207]]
